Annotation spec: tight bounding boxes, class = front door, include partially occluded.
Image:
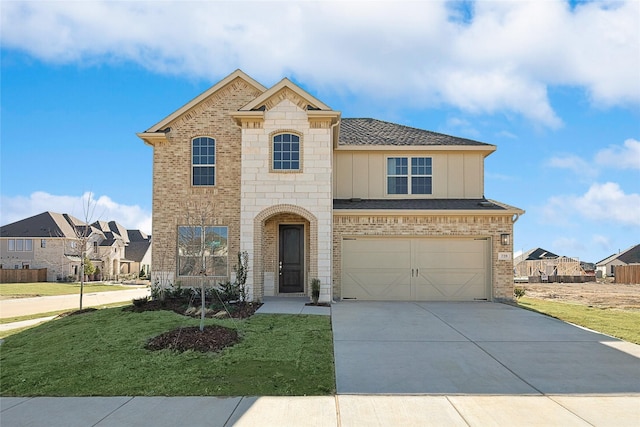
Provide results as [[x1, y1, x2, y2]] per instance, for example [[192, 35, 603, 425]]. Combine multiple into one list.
[[279, 224, 304, 293]]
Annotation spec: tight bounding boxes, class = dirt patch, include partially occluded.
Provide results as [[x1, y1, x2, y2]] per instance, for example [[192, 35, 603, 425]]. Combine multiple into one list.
[[145, 325, 239, 353], [518, 282, 640, 310]]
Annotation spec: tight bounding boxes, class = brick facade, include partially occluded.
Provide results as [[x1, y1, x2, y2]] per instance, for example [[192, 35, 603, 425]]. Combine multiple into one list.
[[141, 70, 522, 303], [149, 77, 263, 288]]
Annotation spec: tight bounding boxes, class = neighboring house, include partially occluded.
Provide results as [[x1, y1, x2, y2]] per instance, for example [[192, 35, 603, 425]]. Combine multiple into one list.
[[123, 230, 152, 278], [0, 211, 149, 282], [596, 244, 640, 277], [137, 70, 524, 302], [514, 247, 588, 279]]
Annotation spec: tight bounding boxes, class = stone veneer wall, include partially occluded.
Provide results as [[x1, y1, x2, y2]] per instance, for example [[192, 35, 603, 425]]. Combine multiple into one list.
[[150, 78, 263, 288], [332, 214, 515, 301], [240, 99, 333, 302]]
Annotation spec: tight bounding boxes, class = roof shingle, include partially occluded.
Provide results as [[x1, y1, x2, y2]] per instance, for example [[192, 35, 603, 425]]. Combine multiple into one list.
[[338, 118, 493, 147]]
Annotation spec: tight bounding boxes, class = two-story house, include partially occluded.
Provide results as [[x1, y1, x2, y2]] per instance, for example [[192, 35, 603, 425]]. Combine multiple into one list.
[[0, 211, 151, 282], [138, 70, 523, 303]]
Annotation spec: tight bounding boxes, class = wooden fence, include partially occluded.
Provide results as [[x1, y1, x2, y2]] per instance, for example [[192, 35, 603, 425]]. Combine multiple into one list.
[[527, 275, 594, 283], [615, 265, 640, 284], [0, 268, 47, 283]]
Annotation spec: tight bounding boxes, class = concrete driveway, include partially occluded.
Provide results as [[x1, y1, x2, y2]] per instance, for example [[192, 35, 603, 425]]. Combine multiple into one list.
[[332, 301, 640, 395]]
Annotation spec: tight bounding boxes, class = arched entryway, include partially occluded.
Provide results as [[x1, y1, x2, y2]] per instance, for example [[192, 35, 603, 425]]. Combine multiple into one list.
[[253, 205, 318, 300]]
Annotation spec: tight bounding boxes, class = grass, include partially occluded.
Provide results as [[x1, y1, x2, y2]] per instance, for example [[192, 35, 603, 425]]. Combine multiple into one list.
[[0, 307, 335, 396], [0, 282, 146, 299], [518, 297, 640, 345]]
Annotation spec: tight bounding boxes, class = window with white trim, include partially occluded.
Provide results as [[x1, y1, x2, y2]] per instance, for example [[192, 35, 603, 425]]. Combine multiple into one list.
[[177, 226, 228, 277], [273, 133, 300, 171], [7, 239, 33, 252], [192, 137, 216, 186], [387, 157, 432, 195]]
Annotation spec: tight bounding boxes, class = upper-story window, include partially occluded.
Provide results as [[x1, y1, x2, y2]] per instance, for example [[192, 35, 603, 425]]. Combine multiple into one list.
[[192, 137, 216, 186], [387, 157, 432, 195], [273, 133, 300, 171], [8, 239, 33, 252]]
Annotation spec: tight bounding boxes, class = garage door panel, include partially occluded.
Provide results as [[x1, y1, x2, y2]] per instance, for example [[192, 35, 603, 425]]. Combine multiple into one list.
[[343, 270, 411, 300], [416, 269, 487, 300], [342, 237, 489, 301]]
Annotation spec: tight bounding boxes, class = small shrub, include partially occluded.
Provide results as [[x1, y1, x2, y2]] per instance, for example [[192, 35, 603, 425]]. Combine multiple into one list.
[[235, 251, 249, 302], [215, 281, 240, 304], [514, 287, 526, 300], [311, 278, 321, 304]]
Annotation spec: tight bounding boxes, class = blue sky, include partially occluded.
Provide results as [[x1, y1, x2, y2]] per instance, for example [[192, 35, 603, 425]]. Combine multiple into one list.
[[1, 0, 639, 263]]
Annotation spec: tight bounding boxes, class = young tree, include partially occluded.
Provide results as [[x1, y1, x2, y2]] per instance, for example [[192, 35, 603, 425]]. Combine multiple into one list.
[[179, 202, 221, 331], [69, 192, 103, 310]]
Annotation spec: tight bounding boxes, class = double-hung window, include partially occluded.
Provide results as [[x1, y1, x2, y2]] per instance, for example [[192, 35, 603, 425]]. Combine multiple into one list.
[[7, 239, 33, 252], [177, 226, 228, 277], [273, 133, 300, 171], [387, 157, 432, 195], [192, 137, 215, 186]]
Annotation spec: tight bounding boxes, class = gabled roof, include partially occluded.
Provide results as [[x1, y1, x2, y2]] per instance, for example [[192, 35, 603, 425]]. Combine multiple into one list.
[[338, 118, 494, 147], [125, 240, 152, 263], [127, 229, 149, 242], [596, 244, 640, 265], [239, 77, 332, 112], [1, 211, 80, 238], [514, 248, 560, 264], [141, 69, 267, 134]]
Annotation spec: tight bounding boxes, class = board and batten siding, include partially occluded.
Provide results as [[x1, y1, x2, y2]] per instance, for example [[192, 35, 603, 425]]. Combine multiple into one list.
[[333, 151, 485, 199]]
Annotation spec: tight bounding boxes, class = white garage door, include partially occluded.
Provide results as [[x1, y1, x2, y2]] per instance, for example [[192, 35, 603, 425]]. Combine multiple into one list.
[[342, 237, 490, 301]]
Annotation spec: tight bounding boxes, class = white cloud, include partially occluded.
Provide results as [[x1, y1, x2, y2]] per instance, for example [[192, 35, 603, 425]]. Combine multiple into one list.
[[551, 237, 586, 256], [545, 182, 640, 227], [2, 0, 638, 127], [547, 154, 596, 177], [596, 138, 640, 170], [0, 192, 152, 234], [592, 234, 612, 250], [547, 138, 640, 176]]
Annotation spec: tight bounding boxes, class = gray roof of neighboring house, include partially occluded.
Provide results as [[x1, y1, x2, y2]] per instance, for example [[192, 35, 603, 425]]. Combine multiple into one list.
[[596, 244, 640, 265], [93, 220, 130, 244], [519, 248, 560, 261], [1, 211, 81, 238], [127, 229, 149, 242], [338, 118, 493, 147], [333, 198, 507, 210], [125, 241, 151, 263]]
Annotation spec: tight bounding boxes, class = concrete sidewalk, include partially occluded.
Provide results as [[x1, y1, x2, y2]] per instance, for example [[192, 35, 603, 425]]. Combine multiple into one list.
[[0, 287, 150, 319], [2, 395, 639, 426]]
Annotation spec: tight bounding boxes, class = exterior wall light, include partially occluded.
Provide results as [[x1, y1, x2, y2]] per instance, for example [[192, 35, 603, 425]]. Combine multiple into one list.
[[500, 233, 510, 246]]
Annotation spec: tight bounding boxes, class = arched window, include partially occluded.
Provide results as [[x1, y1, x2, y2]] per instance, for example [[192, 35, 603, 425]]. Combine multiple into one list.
[[192, 137, 215, 186], [273, 133, 300, 171]]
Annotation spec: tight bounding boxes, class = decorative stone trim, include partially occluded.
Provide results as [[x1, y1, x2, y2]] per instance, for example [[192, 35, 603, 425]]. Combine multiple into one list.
[[253, 204, 318, 300]]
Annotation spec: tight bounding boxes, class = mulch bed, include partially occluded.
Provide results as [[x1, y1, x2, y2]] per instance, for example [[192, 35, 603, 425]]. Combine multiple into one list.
[[125, 297, 261, 353], [145, 325, 239, 353], [123, 298, 261, 319]]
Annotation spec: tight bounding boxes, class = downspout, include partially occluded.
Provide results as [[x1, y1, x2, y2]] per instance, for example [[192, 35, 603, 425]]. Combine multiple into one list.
[[329, 118, 341, 303]]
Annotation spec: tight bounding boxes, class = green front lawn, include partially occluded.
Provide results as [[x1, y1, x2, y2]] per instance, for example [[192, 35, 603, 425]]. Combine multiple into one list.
[[518, 297, 640, 345], [0, 282, 146, 299], [0, 307, 335, 396]]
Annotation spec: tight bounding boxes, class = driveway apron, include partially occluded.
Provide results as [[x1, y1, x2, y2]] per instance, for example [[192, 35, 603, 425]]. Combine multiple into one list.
[[331, 301, 640, 395]]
